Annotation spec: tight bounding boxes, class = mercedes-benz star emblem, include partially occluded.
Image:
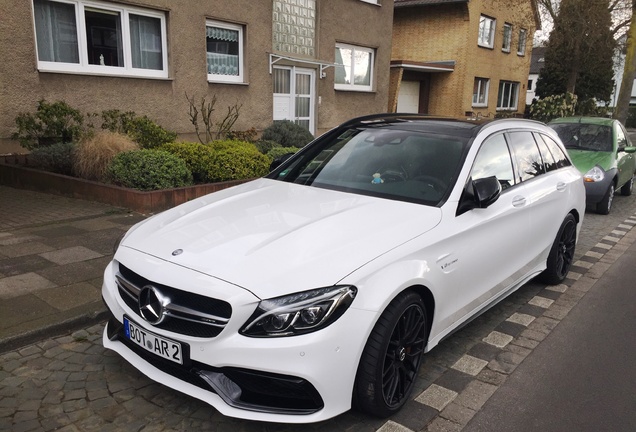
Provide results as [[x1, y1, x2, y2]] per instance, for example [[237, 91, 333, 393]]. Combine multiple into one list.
[[172, 249, 183, 256], [138, 285, 168, 325]]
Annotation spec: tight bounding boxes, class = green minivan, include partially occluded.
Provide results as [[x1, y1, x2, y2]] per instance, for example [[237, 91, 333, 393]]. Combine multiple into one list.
[[549, 117, 636, 214]]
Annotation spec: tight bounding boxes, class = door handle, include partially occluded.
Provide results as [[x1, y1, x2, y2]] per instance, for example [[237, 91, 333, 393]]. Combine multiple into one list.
[[556, 182, 567, 191], [512, 196, 526, 207]]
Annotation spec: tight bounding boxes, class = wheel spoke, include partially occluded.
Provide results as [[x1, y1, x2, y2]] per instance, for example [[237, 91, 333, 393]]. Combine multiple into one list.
[[382, 303, 427, 408]]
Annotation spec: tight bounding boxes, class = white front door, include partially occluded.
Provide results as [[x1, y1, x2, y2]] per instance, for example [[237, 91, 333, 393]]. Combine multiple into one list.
[[273, 66, 315, 134], [397, 81, 420, 113]]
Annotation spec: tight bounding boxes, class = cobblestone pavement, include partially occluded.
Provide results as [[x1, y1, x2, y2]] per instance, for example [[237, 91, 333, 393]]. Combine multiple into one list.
[[2, 197, 636, 431], [0, 187, 121, 231]]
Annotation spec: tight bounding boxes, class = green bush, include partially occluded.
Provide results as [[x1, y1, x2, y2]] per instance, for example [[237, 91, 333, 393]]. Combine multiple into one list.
[[529, 93, 578, 123], [254, 139, 280, 155], [13, 100, 85, 150], [29, 142, 76, 176], [101, 110, 177, 149], [267, 146, 299, 161], [161, 141, 215, 183], [204, 140, 270, 182], [107, 150, 193, 191], [226, 128, 258, 143], [261, 120, 314, 148]]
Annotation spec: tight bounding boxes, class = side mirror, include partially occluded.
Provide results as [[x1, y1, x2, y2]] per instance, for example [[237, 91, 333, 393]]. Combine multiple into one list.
[[623, 146, 636, 154], [456, 176, 502, 216], [269, 153, 295, 172], [473, 176, 502, 208]]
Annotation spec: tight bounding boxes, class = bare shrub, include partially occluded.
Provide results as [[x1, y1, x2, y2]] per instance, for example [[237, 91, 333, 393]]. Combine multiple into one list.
[[74, 131, 138, 181]]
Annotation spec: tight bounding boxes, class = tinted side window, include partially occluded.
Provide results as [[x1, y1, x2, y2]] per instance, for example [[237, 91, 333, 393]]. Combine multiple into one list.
[[471, 133, 516, 190], [533, 132, 557, 172], [508, 131, 545, 182], [539, 134, 571, 168]]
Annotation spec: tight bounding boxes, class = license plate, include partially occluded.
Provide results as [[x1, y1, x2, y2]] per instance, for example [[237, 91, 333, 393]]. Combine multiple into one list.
[[124, 316, 183, 365]]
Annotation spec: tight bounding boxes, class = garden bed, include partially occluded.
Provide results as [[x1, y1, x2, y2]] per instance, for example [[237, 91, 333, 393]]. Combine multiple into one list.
[[0, 154, 251, 214]]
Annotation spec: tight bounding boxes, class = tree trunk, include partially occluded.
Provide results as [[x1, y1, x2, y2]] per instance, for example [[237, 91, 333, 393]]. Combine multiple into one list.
[[615, 3, 636, 125]]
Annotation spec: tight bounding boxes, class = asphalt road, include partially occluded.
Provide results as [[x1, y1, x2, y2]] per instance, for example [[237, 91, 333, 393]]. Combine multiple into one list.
[[464, 238, 636, 432]]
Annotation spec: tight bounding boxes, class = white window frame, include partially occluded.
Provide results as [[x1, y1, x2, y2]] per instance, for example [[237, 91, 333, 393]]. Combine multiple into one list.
[[497, 81, 519, 110], [32, 0, 168, 79], [206, 20, 244, 84], [335, 43, 374, 92], [517, 28, 527, 56], [502, 23, 512, 53], [478, 15, 496, 49], [472, 77, 490, 107]]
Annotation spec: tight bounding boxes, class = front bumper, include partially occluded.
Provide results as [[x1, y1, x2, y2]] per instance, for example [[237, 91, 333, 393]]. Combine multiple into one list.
[[101, 251, 375, 423], [583, 178, 612, 205]]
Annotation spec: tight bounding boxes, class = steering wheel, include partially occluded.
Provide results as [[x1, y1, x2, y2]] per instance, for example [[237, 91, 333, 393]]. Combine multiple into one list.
[[379, 168, 408, 183], [411, 174, 448, 193]]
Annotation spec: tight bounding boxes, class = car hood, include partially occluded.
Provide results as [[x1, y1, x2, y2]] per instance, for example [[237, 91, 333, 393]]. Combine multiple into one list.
[[567, 149, 615, 174], [120, 179, 442, 299]]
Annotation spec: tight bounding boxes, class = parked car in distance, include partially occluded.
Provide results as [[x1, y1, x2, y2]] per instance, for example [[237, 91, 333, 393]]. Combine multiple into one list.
[[102, 114, 585, 423], [549, 116, 636, 214]]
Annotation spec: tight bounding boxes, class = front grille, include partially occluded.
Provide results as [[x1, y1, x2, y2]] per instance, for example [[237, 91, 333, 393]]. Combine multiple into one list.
[[116, 264, 232, 338]]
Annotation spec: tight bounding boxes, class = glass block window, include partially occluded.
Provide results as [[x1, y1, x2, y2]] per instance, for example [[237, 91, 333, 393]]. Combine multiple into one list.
[[272, 0, 316, 57]]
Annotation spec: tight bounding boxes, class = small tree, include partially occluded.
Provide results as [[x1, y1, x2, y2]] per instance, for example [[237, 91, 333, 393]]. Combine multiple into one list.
[[185, 93, 242, 144]]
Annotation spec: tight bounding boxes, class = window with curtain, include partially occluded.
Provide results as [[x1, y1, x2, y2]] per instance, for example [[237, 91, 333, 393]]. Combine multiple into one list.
[[32, 0, 167, 78], [478, 15, 496, 48], [472, 77, 490, 107], [502, 23, 512, 52], [335, 43, 374, 92], [206, 21, 243, 83], [517, 29, 527, 55]]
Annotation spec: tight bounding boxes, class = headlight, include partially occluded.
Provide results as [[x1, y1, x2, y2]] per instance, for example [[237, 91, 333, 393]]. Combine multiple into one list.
[[240, 285, 357, 337], [584, 166, 605, 183]]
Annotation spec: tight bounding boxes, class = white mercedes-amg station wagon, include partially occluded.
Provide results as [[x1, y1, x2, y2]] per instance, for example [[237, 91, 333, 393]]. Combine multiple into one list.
[[102, 114, 585, 423]]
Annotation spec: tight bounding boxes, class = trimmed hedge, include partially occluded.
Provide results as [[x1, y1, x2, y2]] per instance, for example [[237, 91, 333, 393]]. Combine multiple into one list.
[[161, 141, 215, 183], [107, 150, 193, 191], [30, 142, 76, 176], [261, 120, 314, 148], [206, 140, 270, 182]]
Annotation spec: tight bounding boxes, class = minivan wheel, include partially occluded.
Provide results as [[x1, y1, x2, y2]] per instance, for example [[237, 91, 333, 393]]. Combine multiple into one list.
[[353, 291, 427, 418], [596, 183, 615, 215], [621, 175, 634, 196], [538, 214, 577, 285]]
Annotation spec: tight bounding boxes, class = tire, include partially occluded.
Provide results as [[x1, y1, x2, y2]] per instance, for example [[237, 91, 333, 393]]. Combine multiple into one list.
[[596, 183, 615, 215], [621, 175, 634, 196], [538, 214, 577, 285], [353, 291, 427, 418]]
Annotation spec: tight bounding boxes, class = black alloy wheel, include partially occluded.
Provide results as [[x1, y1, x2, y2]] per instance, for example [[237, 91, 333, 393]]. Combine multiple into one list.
[[539, 214, 577, 285], [354, 291, 427, 417]]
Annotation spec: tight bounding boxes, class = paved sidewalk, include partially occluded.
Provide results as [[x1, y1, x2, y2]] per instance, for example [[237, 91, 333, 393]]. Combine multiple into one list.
[[0, 186, 146, 352]]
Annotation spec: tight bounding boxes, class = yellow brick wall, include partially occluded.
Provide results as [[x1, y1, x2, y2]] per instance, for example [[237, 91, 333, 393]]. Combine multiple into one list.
[[391, 0, 536, 117]]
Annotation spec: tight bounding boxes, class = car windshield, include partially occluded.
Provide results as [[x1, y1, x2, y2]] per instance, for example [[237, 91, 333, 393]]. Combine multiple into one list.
[[550, 123, 613, 152], [270, 126, 468, 206]]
